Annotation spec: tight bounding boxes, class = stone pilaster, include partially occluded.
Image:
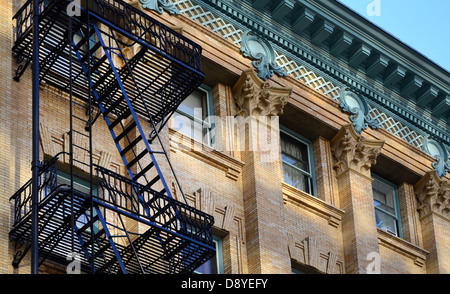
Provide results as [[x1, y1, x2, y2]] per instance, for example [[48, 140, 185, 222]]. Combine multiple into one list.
[[414, 170, 450, 273], [398, 182, 422, 247], [232, 68, 292, 274], [313, 137, 340, 206], [331, 124, 384, 274]]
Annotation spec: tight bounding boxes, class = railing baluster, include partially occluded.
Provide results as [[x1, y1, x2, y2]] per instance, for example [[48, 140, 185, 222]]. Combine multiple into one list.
[[93, 165, 212, 245]]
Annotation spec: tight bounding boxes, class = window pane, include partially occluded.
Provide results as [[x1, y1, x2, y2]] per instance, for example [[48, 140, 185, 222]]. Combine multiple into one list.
[[283, 163, 311, 194], [195, 238, 221, 274], [281, 133, 309, 173], [375, 208, 398, 235], [178, 89, 205, 118], [195, 259, 215, 274], [173, 112, 211, 145], [372, 179, 396, 214], [372, 176, 400, 237], [175, 88, 213, 146]]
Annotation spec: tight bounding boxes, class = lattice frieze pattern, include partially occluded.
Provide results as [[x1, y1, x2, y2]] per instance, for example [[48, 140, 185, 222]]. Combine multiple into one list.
[[170, 0, 243, 45], [275, 53, 341, 100], [169, 0, 428, 150], [368, 105, 425, 149], [170, 0, 341, 99]]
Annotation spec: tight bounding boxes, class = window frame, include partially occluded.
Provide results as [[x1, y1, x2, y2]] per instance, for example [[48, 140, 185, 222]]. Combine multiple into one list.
[[280, 126, 317, 197], [174, 85, 215, 147], [194, 235, 224, 274], [371, 174, 403, 238], [55, 171, 99, 233]]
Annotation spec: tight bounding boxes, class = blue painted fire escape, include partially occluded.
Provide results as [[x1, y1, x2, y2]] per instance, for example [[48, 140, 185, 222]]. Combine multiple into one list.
[[9, 0, 215, 274]]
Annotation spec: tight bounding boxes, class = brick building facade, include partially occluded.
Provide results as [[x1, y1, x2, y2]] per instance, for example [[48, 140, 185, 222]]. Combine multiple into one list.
[[1, 0, 449, 274]]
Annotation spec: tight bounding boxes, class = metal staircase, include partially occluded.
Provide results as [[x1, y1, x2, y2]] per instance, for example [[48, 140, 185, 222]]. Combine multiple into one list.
[[10, 0, 215, 274], [71, 22, 176, 195]]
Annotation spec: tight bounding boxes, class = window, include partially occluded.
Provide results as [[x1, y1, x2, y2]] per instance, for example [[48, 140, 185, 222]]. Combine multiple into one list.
[[372, 175, 402, 237], [173, 87, 214, 146], [195, 235, 223, 274], [281, 128, 316, 196], [56, 171, 98, 232]]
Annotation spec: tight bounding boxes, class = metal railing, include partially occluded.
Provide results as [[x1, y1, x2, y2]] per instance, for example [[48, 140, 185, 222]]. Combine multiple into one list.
[[10, 153, 214, 248], [9, 152, 61, 228], [96, 165, 214, 246], [12, 0, 203, 71]]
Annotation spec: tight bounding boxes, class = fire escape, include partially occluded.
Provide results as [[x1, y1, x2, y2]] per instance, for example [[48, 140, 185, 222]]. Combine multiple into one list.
[[9, 0, 215, 274]]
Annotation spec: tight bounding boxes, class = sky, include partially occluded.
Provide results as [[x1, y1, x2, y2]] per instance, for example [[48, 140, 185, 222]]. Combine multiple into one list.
[[337, 0, 450, 72]]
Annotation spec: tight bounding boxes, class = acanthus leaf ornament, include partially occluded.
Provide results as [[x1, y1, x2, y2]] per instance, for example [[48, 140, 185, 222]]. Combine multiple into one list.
[[414, 170, 450, 219], [232, 69, 292, 118], [338, 88, 381, 135], [139, 0, 179, 15], [240, 30, 287, 81], [330, 124, 384, 178], [423, 138, 450, 178]]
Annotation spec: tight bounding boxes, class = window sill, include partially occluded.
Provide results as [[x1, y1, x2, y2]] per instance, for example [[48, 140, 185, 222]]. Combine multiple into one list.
[[377, 228, 428, 268], [282, 182, 344, 228], [169, 128, 245, 181]]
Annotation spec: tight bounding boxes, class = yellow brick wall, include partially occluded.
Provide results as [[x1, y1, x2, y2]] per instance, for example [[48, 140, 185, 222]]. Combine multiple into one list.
[[1, 1, 449, 275]]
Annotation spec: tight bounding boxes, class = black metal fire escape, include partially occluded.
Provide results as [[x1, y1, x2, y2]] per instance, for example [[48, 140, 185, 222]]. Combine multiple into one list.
[[9, 0, 215, 274]]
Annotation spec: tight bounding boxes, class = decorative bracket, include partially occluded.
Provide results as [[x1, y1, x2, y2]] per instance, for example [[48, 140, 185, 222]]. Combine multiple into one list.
[[423, 138, 450, 178], [414, 170, 449, 219], [139, 0, 179, 15], [232, 68, 292, 117], [331, 124, 384, 178], [240, 30, 287, 81], [13, 46, 32, 82], [337, 88, 381, 134]]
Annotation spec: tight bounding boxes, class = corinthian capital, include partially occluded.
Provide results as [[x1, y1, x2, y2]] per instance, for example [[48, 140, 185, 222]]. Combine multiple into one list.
[[331, 124, 384, 178], [414, 170, 450, 219], [232, 68, 292, 118]]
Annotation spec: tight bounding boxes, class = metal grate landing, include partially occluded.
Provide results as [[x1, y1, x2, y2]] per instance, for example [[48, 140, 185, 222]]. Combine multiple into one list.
[[10, 0, 214, 274], [12, 0, 204, 129], [10, 154, 215, 274]]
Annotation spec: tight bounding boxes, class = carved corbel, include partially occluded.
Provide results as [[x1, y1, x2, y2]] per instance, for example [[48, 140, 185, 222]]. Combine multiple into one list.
[[240, 30, 287, 81], [414, 170, 450, 219], [137, 0, 179, 15], [330, 124, 384, 178], [232, 68, 292, 118]]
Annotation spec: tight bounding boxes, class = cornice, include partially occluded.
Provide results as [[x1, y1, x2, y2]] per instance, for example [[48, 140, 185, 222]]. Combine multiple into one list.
[[313, 0, 450, 89], [194, 0, 450, 144]]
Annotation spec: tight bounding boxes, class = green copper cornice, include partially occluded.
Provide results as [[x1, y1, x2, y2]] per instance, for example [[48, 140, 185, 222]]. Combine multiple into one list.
[[193, 0, 450, 145]]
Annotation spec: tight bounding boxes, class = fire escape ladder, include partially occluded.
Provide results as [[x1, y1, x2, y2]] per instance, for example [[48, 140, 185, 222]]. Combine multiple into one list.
[[9, 0, 215, 274], [74, 206, 131, 274], [70, 24, 191, 272], [71, 23, 176, 201]]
